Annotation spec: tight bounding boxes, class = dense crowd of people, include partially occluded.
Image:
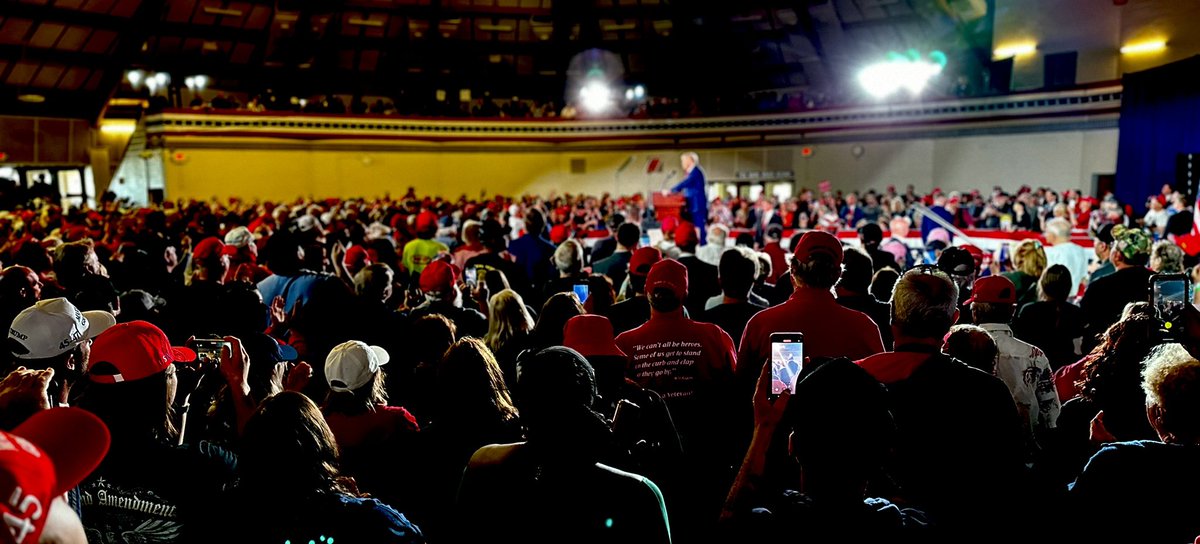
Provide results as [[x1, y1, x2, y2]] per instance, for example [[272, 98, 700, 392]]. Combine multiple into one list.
[[2, 178, 1200, 544]]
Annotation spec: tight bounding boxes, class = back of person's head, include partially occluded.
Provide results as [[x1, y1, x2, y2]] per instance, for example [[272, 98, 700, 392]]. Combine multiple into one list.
[[1038, 264, 1073, 302], [52, 239, 96, 284], [942, 325, 999, 374], [1012, 239, 1047, 278], [708, 224, 730, 244], [486, 289, 535, 354], [606, 212, 626, 231], [524, 209, 546, 237], [353, 263, 394, 301], [1150, 240, 1185, 274], [755, 252, 772, 283], [224, 282, 270, 334], [264, 231, 304, 275], [1045, 217, 1072, 242], [479, 219, 509, 252], [616, 222, 641, 250], [838, 247, 873, 295], [1081, 314, 1158, 410], [646, 259, 688, 312], [1141, 343, 1200, 444], [870, 268, 901, 303], [515, 346, 609, 457], [790, 232, 843, 290], [858, 223, 884, 248], [436, 337, 517, 426], [239, 391, 348, 496], [553, 239, 584, 274], [323, 341, 390, 416], [117, 289, 164, 324], [533, 292, 585, 347], [1111, 225, 1152, 267], [891, 268, 959, 339], [786, 359, 894, 483], [462, 219, 483, 245], [411, 314, 457, 365], [718, 247, 758, 300]]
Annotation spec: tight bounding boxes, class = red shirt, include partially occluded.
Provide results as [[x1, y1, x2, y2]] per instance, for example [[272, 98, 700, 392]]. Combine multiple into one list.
[[737, 287, 884, 386], [616, 312, 737, 401], [325, 405, 420, 452], [762, 242, 789, 284]]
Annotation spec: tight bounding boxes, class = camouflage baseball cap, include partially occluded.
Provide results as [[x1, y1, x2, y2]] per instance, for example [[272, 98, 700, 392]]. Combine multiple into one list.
[[1110, 224, 1151, 260]]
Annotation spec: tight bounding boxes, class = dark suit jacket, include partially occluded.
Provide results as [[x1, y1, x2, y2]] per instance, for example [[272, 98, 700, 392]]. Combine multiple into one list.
[[590, 237, 618, 265], [594, 251, 633, 292], [678, 255, 719, 318]]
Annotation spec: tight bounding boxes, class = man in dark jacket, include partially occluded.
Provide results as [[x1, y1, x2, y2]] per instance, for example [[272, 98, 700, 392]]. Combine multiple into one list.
[[836, 248, 892, 350]]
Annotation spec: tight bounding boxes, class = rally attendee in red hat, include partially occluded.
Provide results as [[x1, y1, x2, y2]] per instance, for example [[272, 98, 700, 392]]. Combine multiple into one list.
[[76, 321, 239, 544], [738, 231, 885, 395], [607, 246, 662, 334], [615, 259, 737, 538], [402, 210, 448, 279], [0, 407, 110, 544], [673, 221, 719, 319], [969, 275, 1060, 450], [409, 259, 487, 339]]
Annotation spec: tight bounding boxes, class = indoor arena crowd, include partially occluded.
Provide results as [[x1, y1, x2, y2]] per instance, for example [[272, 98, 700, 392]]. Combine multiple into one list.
[[2, 180, 1199, 544]]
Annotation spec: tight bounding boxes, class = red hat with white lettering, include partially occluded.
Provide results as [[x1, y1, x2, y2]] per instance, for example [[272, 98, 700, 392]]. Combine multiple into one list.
[[88, 321, 197, 384], [0, 408, 110, 544]]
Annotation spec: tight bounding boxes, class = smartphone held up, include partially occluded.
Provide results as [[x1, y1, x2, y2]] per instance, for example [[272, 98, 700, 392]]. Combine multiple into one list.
[[769, 332, 804, 399]]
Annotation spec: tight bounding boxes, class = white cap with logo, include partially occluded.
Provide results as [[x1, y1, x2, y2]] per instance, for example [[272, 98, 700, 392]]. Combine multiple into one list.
[[324, 340, 389, 392], [9, 298, 116, 360]]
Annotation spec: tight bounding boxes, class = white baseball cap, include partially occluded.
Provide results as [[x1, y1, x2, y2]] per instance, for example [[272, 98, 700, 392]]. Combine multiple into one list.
[[324, 340, 389, 392], [223, 226, 253, 248], [9, 298, 116, 360]]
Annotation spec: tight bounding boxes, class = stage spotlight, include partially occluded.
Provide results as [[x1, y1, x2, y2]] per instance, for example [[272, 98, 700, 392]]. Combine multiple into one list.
[[857, 53, 944, 98], [193, 75, 209, 90], [634, 85, 645, 98], [184, 77, 196, 90], [154, 72, 171, 86], [127, 70, 144, 88], [624, 88, 634, 101], [580, 81, 613, 114]]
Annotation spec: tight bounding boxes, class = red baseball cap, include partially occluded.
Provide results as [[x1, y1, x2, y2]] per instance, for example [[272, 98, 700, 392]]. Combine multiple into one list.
[[792, 231, 844, 266], [674, 221, 699, 247], [661, 216, 680, 236], [960, 244, 985, 264], [550, 224, 571, 245], [563, 315, 626, 358], [419, 259, 458, 294], [415, 211, 439, 233], [966, 275, 1017, 305], [629, 247, 663, 278], [343, 245, 372, 273], [646, 258, 688, 299], [88, 321, 197, 384], [192, 237, 226, 262], [0, 408, 110, 544]]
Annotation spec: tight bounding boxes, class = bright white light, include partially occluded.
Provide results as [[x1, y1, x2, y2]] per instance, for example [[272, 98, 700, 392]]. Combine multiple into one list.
[[193, 75, 209, 90], [146, 77, 159, 94], [858, 59, 943, 98], [634, 85, 645, 98], [299, 98, 308, 108], [1121, 40, 1167, 54], [624, 89, 634, 100], [127, 70, 144, 88], [579, 81, 612, 114], [184, 77, 196, 90], [154, 72, 170, 86], [993, 43, 1036, 59]]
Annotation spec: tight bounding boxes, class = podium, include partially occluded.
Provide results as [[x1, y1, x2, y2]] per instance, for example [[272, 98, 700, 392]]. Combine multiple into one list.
[[653, 193, 686, 222]]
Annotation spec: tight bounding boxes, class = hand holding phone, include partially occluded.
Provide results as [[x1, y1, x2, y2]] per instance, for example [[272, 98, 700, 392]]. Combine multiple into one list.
[[191, 338, 232, 366], [769, 332, 804, 399], [572, 281, 590, 305], [464, 266, 478, 287], [1152, 273, 1190, 340]]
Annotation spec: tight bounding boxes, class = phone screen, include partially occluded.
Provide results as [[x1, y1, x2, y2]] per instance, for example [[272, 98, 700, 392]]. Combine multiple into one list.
[[640, 234, 651, 248], [770, 333, 804, 397], [1152, 274, 1189, 329], [464, 266, 478, 287], [573, 282, 590, 304], [192, 339, 231, 365]]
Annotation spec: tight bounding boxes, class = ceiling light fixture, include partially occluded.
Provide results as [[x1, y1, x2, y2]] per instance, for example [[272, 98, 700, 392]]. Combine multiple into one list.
[[478, 23, 514, 32], [349, 18, 384, 27], [203, 7, 243, 17], [17, 94, 46, 104], [1120, 40, 1167, 54], [993, 43, 1037, 59]]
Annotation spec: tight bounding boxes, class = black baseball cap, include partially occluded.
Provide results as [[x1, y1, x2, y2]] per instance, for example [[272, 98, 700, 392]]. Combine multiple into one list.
[[1095, 223, 1115, 244], [938, 247, 976, 277], [857, 223, 883, 245]]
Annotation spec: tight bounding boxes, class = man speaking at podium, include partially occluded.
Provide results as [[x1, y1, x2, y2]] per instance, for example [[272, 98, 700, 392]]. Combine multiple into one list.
[[663, 152, 710, 243]]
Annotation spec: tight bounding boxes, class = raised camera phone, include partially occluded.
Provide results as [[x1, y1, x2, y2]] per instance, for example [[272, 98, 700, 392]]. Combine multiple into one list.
[[464, 266, 478, 287], [769, 332, 804, 399], [573, 281, 590, 304], [192, 339, 231, 365], [1151, 273, 1190, 339]]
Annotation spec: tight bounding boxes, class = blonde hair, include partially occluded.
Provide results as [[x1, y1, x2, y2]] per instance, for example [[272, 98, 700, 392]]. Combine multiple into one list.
[[485, 289, 534, 355], [1011, 239, 1047, 278], [1141, 343, 1200, 442]]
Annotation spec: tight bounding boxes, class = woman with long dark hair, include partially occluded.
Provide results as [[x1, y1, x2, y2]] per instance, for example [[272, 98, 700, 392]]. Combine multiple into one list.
[[529, 291, 584, 352], [1012, 264, 1084, 369], [216, 391, 424, 543]]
